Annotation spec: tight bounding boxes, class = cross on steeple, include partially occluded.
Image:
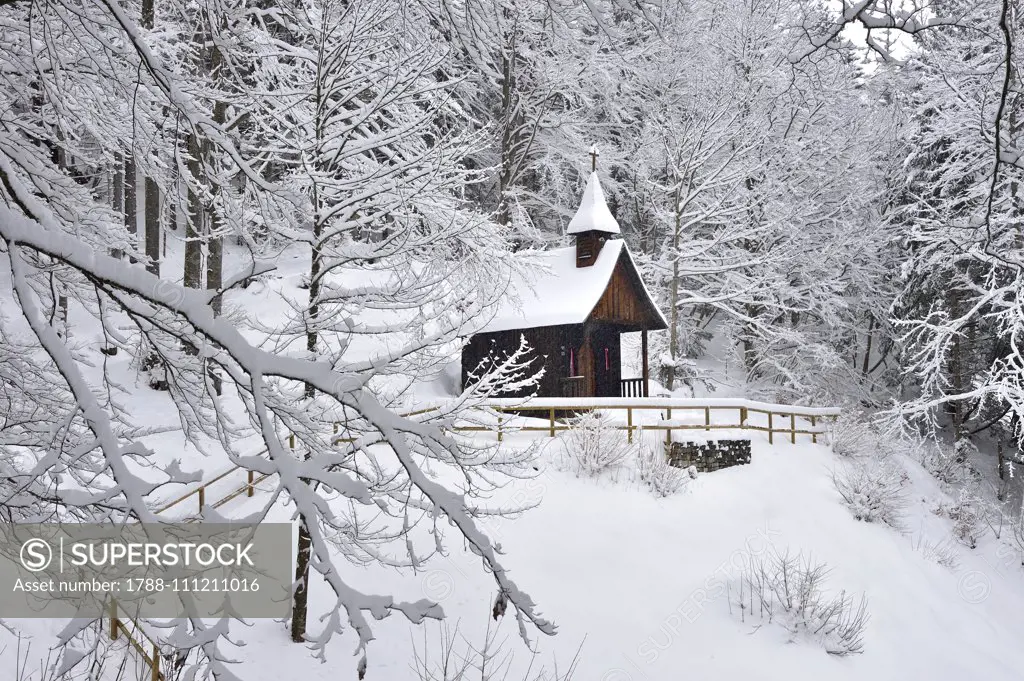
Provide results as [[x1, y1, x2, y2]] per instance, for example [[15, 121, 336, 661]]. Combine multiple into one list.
[[589, 145, 599, 172]]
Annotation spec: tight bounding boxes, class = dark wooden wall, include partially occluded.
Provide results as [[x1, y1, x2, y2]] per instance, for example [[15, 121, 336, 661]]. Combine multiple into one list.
[[462, 322, 623, 398], [575, 231, 605, 267]]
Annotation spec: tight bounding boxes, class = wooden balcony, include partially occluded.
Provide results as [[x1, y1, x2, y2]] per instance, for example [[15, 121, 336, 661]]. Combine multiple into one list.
[[620, 377, 646, 398]]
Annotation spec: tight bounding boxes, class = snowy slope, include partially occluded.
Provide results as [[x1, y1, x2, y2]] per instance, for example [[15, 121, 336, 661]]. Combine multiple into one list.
[[108, 430, 1020, 681]]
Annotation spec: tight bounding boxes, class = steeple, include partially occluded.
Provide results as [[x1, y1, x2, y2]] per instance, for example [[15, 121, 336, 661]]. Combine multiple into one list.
[[568, 147, 619, 267]]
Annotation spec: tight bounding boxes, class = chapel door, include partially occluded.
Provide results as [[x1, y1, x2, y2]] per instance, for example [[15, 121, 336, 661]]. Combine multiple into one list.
[[591, 327, 619, 397], [577, 343, 596, 397]]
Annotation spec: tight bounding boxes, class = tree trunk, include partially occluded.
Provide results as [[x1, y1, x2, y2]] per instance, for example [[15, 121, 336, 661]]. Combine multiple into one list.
[[125, 158, 137, 263], [207, 214, 223, 394], [304, 44, 327, 401], [861, 314, 875, 377], [665, 189, 682, 392], [184, 134, 204, 293], [142, 0, 158, 277], [305, 235, 321, 400], [290, 518, 312, 642], [947, 284, 965, 440], [112, 155, 124, 259], [182, 131, 204, 368], [496, 43, 521, 235], [641, 329, 650, 397], [205, 38, 227, 396], [144, 177, 160, 276]]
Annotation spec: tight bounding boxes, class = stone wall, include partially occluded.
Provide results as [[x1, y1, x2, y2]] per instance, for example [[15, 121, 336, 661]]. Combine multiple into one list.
[[667, 439, 752, 473]]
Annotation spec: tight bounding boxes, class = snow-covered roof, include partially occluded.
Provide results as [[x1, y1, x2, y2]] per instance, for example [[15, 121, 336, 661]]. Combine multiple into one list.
[[566, 172, 621, 235], [476, 240, 667, 334]]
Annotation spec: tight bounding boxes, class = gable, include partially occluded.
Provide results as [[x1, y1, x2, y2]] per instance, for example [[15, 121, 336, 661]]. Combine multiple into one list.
[[589, 252, 668, 330]]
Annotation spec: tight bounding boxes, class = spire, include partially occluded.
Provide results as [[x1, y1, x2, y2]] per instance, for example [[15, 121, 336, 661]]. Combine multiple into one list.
[[567, 171, 621, 236]]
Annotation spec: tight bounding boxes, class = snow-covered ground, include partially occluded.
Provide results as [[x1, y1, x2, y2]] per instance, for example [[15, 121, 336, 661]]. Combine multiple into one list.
[[5, 426, 1024, 680], [237, 432, 1024, 681]]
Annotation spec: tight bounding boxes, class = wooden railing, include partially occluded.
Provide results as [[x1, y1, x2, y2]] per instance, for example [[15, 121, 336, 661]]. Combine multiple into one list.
[[156, 451, 281, 516], [109, 445, 280, 678], [152, 399, 839, 522], [449, 398, 840, 445], [620, 378, 645, 398], [109, 599, 164, 681]]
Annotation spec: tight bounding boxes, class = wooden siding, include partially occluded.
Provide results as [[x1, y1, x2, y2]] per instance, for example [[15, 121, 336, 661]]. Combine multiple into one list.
[[575, 231, 608, 267], [590, 254, 665, 330], [462, 326, 570, 399], [462, 322, 623, 398]]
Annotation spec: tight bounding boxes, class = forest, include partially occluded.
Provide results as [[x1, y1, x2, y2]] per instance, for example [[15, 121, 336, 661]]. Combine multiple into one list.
[[1, 0, 1023, 678]]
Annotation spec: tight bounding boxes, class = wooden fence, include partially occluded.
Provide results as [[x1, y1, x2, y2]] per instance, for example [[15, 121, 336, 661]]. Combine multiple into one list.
[[448, 399, 839, 446], [109, 599, 164, 681], [155, 401, 839, 517], [110, 444, 280, 678], [156, 457, 277, 517]]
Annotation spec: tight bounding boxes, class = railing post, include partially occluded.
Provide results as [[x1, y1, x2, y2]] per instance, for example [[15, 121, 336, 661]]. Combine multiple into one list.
[[627, 408, 633, 444], [109, 598, 118, 640], [768, 412, 774, 444], [811, 415, 817, 443], [704, 407, 711, 432], [247, 469, 255, 497], [740, 406, 747, 427], [152, 643, 160, 681], [665, 408, 672, 447], [790, 413, 796, 444], [197, 486, 205, 513], [288, 433, 295, 450], [497, 416, 503, 443], [549, 408, 555, 438]]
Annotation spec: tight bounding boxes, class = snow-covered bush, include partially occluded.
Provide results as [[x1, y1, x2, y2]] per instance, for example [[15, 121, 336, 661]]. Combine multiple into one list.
[[828, 411, 896, 459], [831, 460, 907, 530], [937, 489, 984, 549], [920, 439, 981, 486], [650, 325, 714, 395], [411, 618, 578, 681], [560, 411, 632, 478], [911, 534, 960, 570], [731, 548, 868, 656], [1012, 518, 1024, 565], [635, 437, 692, 497]]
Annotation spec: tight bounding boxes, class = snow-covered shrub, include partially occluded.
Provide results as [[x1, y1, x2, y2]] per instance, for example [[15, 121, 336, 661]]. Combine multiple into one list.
[[938, 489, 984, 549], [1012, 518, 1024, 565], [560, 411, 633, 478], [921, 439, 981, 486], [411, 618, 578, 681], [134, 336, 169, 391], [635, 437, 692, 497], [911, 534, 960, 570], [731, 548, 868, 656], [828, 411, 897, 459], [831, 460, 907, 530]]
